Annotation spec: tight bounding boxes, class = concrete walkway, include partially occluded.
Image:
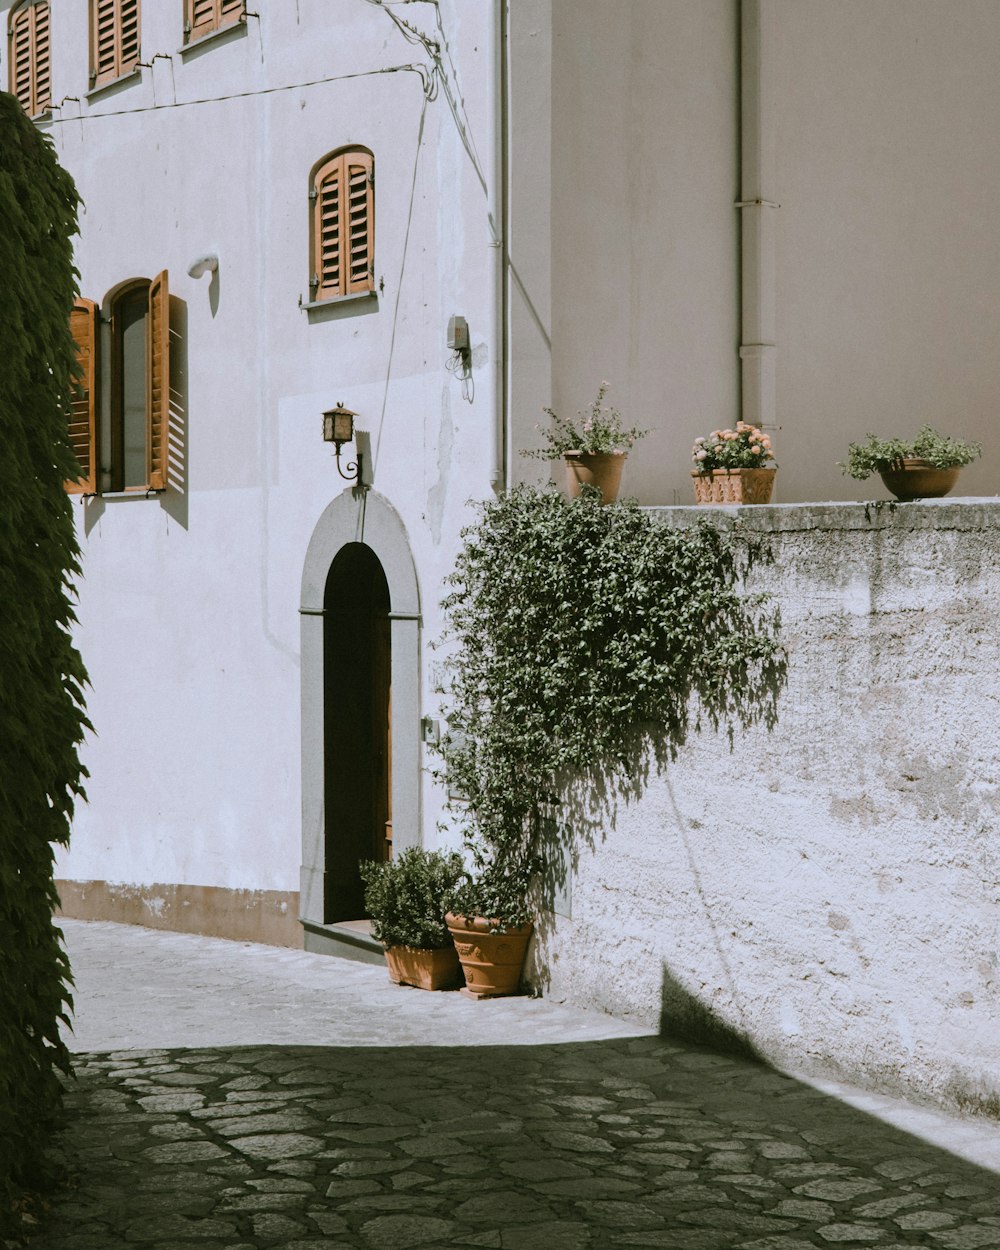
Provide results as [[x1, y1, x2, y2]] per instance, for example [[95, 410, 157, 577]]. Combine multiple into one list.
[[29, 920, 1000, 1249]]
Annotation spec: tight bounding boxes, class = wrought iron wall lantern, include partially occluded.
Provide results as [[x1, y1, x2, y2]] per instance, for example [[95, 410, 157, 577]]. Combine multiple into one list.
[[323, 403, 364, 483]]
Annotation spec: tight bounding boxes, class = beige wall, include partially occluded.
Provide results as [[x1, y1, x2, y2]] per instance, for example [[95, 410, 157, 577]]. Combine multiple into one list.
[[511, 1, 1000, 505], [512, 0, 741, 504], [773, 0, 1000, 502]]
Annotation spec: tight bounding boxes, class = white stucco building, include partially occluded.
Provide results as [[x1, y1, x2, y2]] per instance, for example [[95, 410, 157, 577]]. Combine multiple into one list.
[[6, 0, 1000, 1116]]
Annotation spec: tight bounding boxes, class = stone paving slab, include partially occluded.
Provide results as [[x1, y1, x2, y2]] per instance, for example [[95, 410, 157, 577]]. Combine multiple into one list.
[[24, 921, 1000, 1249]]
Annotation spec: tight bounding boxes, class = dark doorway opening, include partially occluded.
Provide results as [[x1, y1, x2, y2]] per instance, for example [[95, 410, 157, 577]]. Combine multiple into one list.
[[323, 542, 391, 922]]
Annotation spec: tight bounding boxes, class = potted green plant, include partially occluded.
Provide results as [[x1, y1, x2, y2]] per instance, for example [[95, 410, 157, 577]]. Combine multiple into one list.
[[359, 848, 466, 990], [840, 426, 981, 500], [444, 860, 535, 1000], [522, 382, 647, 504], [691, 421, 777, 504]]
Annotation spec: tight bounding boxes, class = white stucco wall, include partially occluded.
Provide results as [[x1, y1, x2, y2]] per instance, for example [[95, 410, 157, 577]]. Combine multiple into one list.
[[531, 499, 1000, 1118], [10, 0, 497, 895]]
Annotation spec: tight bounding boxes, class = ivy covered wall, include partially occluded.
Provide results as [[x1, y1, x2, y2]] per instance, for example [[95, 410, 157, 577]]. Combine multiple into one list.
[[0, 92, 89, 1236]]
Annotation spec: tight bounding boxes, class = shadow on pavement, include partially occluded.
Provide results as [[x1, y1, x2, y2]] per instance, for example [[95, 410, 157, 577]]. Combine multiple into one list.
[[27, 1034, 1000, 1250]]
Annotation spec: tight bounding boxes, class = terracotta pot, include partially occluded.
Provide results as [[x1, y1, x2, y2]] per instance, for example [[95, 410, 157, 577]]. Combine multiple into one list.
[[564, 451, 627, 504], [877, 459, 961, 501], [691, 467, 776, 505], [384, 943, 463, 991], [445, 913, 534, 999]]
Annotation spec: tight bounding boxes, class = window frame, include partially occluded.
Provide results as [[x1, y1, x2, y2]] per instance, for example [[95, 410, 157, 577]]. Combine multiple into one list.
[[183, 0, 245, 46], [308, 147, 376, 304], [89, 0, 141, 91], [7, 0, 51, 118]]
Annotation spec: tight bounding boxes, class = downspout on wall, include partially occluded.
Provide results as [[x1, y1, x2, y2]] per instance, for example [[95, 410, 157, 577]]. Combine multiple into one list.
[[738, 0, 778, 435], [487, 0, 508, 489]]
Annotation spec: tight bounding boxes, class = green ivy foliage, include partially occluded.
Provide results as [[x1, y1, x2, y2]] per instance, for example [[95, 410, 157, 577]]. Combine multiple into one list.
[[0, 93, 89, 1240], [432, 486, 785, 927]]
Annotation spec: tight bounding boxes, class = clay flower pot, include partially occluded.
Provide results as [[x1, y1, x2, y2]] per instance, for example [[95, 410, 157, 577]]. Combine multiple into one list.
[[384, 944, 463, 991], [691, 467, 776, 505], [445, 913, 534, 999], [877, 459, 961, 501], [564, 451, 627, 504]]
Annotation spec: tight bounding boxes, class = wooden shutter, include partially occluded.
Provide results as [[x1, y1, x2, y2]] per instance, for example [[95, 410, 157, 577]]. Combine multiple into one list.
[[220, 0, 244, 25], [146, 271, 169, 491], [33, 1, 50, 112], [67, 299, 99, 495], [311, 149, 374, 302], [91, 0, 139, 86], [8, 1, 49, 116], [346, 152, 375, 295], [119, 0, 140, 73], [188, 0, 217, 42]]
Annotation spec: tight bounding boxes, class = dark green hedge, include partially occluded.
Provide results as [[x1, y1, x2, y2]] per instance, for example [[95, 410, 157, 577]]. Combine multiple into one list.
[[0, 92, 89, 1239]]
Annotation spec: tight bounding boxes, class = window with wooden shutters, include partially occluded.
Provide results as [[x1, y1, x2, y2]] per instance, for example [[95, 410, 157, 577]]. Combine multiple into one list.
[[184, 0, 244, 44], [309, 148, 375, 302], [89, 0, 140, 90], [67, 276, 171, 496], [67, 300, 99, 495], [7, 0, 51, 118]]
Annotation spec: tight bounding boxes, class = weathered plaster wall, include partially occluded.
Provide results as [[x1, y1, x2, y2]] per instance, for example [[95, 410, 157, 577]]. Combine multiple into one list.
[[530, 500, 1000, 1118]]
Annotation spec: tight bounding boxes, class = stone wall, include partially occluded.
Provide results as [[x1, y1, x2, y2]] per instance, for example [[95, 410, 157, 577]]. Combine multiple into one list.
[[529, 499, 1000, 1119]]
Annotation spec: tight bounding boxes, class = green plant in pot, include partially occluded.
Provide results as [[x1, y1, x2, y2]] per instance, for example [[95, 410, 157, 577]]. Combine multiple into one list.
[[359, 848, 466, 990], [840, 426, 981, 501], [442, 855, 536, 1000], [521, 382, 647, 504]]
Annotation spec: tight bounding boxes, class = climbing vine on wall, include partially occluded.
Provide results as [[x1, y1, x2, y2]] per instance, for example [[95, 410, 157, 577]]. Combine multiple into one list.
[[432, 486, 785, 925], [0, 92, 89, 1240]]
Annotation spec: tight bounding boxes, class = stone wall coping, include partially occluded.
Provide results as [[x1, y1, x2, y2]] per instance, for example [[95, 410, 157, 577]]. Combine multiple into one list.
[[644, 496, 1000, 534]]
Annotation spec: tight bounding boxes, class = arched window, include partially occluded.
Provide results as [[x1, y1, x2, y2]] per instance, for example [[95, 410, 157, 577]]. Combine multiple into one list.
[[184, 0, 245, 45], [89, 0, 140, 90], [67, 274, 170, 495], [7, 0, 51, 117], [309, 147, 375, 303]]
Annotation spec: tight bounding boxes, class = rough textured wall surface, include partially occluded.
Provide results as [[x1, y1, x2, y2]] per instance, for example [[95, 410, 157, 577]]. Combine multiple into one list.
[[529, 500, 1000, 1120]]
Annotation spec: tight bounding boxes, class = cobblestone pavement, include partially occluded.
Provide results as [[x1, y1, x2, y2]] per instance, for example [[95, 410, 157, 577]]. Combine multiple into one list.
[[28, 921, 1000, 1250]]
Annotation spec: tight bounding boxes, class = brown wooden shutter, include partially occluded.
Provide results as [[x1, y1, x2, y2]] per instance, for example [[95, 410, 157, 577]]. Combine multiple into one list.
[[346, 152, 374, 295], [119, 0, 140, 73], [67, 299, 99, 495], [33, 1, 50, 112], [92, 0, 117, 84], [188, 0, 216, 42], [146, 270, 169, 491], [314, 159, 343, 300], [92, 0, 139, 86], [9, 4, 34, 113], [220, 0, 244, 23]]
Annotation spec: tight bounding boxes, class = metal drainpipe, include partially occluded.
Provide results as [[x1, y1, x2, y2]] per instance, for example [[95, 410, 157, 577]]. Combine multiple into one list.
[[738, 0, 778, 435], [487, 0, 507, 490]]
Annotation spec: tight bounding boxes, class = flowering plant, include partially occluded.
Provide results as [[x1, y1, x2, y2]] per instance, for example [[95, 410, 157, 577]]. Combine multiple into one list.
[[692, 422, 775, 472], [522, 382, 648, 460]]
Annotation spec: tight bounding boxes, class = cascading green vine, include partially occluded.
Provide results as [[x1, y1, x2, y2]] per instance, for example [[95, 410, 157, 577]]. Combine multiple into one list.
[[0, 92, 90, 1240], [431, 485, 785, 927]]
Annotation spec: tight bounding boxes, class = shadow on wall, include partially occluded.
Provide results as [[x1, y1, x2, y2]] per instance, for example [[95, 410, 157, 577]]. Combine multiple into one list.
[[658, 959, 764, 1061], [36, 1036, 1000, 1246]]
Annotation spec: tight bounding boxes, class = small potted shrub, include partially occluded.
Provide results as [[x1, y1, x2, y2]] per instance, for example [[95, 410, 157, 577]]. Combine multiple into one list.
[[359, 847, 466, 990], [522, 382, 647, 504], [444, 860, 534, 1000], [691, 421, 776, 504], [840, 426, 981, 500]]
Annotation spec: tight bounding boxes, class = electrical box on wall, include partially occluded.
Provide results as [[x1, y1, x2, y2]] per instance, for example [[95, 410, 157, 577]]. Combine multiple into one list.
[[447, 315, 469, 353]]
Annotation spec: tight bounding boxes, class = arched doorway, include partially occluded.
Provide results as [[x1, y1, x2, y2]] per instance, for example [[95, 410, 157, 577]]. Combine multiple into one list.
[[299, 491, 421, 958], [323, 543, 391, 921]]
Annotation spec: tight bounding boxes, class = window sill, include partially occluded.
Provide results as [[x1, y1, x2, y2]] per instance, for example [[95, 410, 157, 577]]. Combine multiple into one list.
[[82, 488, 165, 501], [85, 68, 142, 101], [31, 109, 53, 126], [300, 291, 378, 312], [179, 15, 247, 57]]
